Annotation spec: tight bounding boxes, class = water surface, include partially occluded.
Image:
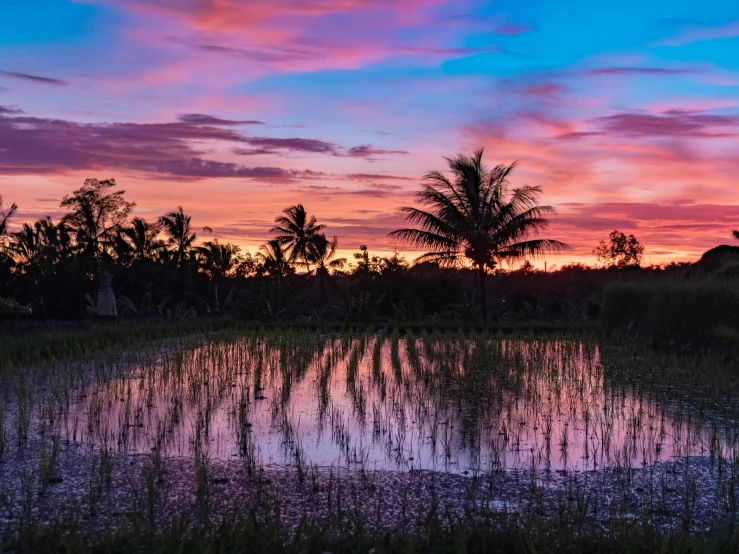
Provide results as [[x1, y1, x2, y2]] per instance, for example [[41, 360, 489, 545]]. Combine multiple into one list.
[[56, 335, 723, 474]]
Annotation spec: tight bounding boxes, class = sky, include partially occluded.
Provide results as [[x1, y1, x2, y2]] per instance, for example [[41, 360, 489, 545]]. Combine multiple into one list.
[[1, 0, 739, 267]]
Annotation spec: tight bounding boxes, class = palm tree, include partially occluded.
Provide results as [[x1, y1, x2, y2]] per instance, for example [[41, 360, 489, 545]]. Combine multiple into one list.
[[0, 195, 18, 249], [309, 235, 346, 274], [122, 217, 164, 262], [11, 217, 72, 270], [271, 204, 325, 271], [309, 235, 346, 304], [257, 240, 293, 277], [159, 207, 197, 269], [389, 149, 568, 321], [37, 218, 73, 267], [197, 240, 243, 279], [733, 230, 739, 241], [10, 222, 42, 268]]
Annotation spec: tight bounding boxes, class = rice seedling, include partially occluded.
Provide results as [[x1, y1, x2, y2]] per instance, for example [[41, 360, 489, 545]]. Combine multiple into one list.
[[0, 327, 738, 551]]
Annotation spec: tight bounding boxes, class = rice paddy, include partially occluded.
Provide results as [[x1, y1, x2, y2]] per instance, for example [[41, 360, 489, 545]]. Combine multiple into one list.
[[1, 329, 738, 550]]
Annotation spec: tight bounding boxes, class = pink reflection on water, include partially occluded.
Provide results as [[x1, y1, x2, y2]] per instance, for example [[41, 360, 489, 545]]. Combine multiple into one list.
[[58, 337, 718, 474]]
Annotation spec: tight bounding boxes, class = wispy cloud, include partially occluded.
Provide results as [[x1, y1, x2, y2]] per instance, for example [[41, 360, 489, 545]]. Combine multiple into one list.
[[584, 66, 694, 76], [177, 113, 265, 125], [0, 70, 67, 86], [346, 145, 409, 158], [659, 21, 739, 47], [234, 139, 409, 158], [581, 110, 739, 139]]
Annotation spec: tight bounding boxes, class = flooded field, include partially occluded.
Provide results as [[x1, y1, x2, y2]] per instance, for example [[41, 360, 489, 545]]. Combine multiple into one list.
[[1, 330, 738, 537], [54, 335, 730, 472]]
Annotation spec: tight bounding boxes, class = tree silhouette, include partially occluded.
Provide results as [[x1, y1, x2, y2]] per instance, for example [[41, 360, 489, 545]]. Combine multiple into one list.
[[10, 222, 42, 268], [38, 218, 73, 263], [197, 240, 244, 279], [389, 149, 567, 321], [309, 235, 346, 305], [309, 235, 346, 273], [0, 195, 17, 243], [257, 240, 294, 278], [159, 206, 198, 269], [593, 230, 644, 268], [60, 178, 135, 284], [733, 230, 739, 241], [8, 218, 72, 308], [271, 204, 325, 271], [121, 217, 164, 262]]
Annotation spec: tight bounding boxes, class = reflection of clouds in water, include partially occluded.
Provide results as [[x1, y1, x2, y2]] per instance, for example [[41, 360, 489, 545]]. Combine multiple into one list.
[[59, 336, 723, 474]]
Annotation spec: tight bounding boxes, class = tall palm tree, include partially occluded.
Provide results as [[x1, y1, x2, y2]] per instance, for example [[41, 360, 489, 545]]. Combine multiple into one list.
[[271, 204, 325, 271], [257, 240, 293, 277], [159, 207, 197, 269], [122, 217, 164, 262], [389, 149, 568, 321]]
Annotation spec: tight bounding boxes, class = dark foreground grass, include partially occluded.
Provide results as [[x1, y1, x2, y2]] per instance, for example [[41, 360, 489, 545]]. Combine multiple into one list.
[[601, 279, 739, 351], [3, 510, 739, 554], [0, 318, 592, 374], [0, 319, 244, 373]]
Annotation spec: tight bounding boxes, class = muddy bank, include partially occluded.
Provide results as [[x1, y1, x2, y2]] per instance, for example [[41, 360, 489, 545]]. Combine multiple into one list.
[[0, 439, 735, 539]]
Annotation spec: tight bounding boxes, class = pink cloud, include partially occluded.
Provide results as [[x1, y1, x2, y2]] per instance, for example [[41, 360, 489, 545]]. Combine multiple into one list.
[[94, 0, 492, 75], [463, 103, 739, 263]]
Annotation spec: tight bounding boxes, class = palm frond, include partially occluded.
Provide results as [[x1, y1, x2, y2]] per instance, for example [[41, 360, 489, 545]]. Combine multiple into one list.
[[496, 239, 570, 261]]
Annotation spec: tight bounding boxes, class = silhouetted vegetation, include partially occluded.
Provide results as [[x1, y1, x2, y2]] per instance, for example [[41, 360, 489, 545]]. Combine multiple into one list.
[[593, 229, 644, 268], [390, 150, 568, 320], [602, 279, 739, 351], [0, 153, 737, 341]]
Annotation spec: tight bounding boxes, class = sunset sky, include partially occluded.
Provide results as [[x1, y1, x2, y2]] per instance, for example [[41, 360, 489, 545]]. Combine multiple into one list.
[[2, 0, 739, 267]]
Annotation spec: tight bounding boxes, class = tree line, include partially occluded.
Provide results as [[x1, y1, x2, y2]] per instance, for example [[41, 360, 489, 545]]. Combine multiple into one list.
[[1, 149, 718, 323]]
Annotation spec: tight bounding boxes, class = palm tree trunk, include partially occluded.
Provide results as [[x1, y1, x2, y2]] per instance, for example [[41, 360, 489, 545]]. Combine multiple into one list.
[[318, 268, 327, 305], [478, 265, 487, 323]]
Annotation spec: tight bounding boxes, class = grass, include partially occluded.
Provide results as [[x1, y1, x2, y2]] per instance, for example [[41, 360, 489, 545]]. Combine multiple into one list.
[[601, 279, 739, 351], [0, 318, 245, 373], [3, 505, 739, 553], [0, 318, 593, 375]]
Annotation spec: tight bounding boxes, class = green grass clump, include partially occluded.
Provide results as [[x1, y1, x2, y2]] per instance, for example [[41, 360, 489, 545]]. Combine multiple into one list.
[[601, 279, 739, 350]]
